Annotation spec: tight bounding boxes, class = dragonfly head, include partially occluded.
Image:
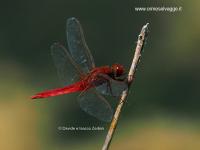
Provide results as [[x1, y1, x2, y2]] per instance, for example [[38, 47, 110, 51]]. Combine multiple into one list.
[[111, 64, 125, 78]]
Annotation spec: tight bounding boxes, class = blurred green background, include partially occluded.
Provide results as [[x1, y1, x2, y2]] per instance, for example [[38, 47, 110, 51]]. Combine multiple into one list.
[[1, 0, 200, 150]]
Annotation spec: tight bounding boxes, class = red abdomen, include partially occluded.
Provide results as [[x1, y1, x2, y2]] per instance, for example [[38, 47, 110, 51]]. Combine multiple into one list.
[[31, 81, 86, 99]]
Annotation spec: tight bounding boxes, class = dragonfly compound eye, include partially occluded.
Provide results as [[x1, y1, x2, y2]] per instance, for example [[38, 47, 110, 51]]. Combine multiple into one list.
[[111, 64, 124, 77]]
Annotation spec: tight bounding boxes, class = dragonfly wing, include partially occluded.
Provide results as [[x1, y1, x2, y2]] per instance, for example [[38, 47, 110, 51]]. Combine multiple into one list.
[[51, 43, 84, 85], [78, 89, 113, 122], [95, 74, 128, 97], [66, 17, 95, 73]]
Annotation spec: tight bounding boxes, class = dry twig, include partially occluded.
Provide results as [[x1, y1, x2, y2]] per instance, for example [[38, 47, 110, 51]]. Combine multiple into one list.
[[102, 23, 149, 150]]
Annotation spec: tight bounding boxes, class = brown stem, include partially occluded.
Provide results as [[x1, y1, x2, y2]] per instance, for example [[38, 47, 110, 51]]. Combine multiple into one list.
[[102, 23, 149, 150]]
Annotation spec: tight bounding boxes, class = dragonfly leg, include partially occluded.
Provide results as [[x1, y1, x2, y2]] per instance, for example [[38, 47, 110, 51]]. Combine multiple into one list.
[[97, 73, 116, 97], [107, 82, 115, 97], [96, 73, 128, 97]]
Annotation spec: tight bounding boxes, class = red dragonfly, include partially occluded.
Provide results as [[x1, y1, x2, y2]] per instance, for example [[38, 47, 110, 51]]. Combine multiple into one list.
[[31, 17, 127, 122]]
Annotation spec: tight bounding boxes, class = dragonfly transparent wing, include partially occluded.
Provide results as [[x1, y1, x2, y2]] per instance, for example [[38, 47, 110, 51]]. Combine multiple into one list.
[[51, 43, 84, 85], [66, 17, 95, 73], [78, 89, 113, 122], [95, 74, 128, 97]]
